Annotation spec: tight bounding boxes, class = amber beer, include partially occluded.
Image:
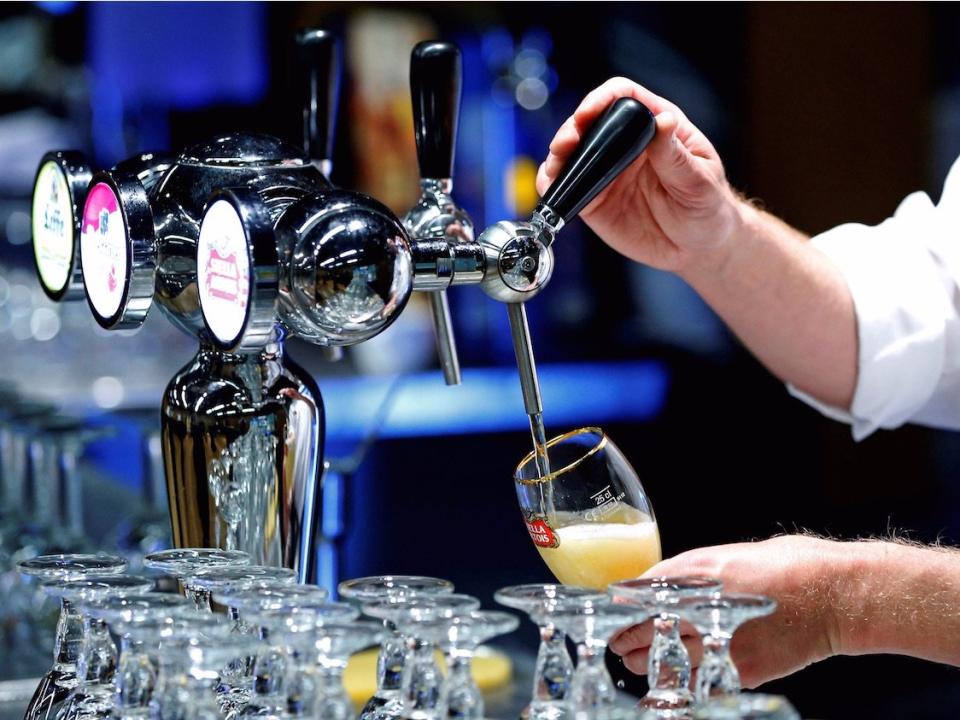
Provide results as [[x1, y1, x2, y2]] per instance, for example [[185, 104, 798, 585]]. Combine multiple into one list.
[[533, 507, 662, 590]]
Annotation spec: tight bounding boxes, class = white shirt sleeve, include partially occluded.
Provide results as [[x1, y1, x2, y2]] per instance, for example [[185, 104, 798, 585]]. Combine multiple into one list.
[[788, 155, 960, 440]]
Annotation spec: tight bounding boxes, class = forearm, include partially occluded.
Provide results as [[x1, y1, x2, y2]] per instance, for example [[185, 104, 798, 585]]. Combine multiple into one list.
[[837, 541, 960, 665], [678, 199, 858, 410]]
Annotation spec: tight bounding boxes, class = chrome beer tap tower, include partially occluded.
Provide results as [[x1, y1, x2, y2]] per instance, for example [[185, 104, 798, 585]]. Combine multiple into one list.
[[30, 30, 656, 583]]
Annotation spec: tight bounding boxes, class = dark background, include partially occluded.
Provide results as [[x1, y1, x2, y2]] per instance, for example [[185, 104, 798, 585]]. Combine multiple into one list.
[[2, 3, 959, 717]]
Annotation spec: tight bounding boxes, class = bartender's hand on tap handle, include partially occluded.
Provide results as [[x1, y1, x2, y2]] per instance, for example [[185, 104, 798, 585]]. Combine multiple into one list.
[[541, 76, 858, 413], [537, 76, 740, 274], [609, 534, 960, 686]]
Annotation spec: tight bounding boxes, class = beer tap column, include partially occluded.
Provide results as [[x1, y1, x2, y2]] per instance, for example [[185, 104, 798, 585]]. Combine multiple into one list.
[[476, 97, 657, 470], [404, 41, 479, 385]]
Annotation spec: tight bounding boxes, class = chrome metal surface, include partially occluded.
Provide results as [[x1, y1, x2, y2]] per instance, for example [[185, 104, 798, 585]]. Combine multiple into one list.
[[178, 133, 308, 167], [115, 152, 176, 193], [404, 178, 480, 385], [478, 220, 555, 303], [530, 206, 564, 246], [507, 302, 544, 416], [161, 340, 323, 583], [150, 134, 328, 338], [405, 180, 481, 291], [427, 291, 461, 385], [277, 189, 413, 346]]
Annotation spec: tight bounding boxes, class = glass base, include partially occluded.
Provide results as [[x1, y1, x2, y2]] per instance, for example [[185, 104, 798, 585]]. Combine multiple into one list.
[[58, 690, 114, 720], [525, 700, 573, 720], [24, 669, 76, 720], [638, 688, 695, 712], [359, 692, 402, 720], [217, 683, 252, 718]]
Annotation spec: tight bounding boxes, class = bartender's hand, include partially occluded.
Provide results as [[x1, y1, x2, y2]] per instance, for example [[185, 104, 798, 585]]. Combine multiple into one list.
[[609, 535, 840, 687], [539, 77, 860, 411], [536, 76, 742, 275], [609, 534, 960, 686]]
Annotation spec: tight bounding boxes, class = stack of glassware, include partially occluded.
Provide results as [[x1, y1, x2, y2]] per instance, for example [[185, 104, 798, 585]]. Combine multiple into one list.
[[14, 547, 801, 720], [0, 379, 171, 687]]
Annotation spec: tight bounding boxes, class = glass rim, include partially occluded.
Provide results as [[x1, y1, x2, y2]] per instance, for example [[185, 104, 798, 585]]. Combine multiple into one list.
[[338, 575, 454, 599], [514, 426, 608, 485]]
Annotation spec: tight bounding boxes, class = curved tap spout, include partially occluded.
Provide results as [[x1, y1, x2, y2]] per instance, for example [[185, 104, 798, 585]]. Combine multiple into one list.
[[474, 97, 657, 471]]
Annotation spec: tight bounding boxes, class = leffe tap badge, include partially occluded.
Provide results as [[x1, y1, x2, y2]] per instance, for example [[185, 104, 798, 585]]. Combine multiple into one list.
[[31, 151, 91, 301]]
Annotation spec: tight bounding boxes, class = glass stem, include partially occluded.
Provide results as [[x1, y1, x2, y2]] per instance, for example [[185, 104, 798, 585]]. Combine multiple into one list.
[[377, 622, 406, 695], [312, 661, 351, 720], [696, 633, 739, 701], [72, 616, 118, 714], [247, 632, 288, 715], [401, 635, 441, 717], [570, 641, 616, 710], [648, 612, 691, 693], [183, 584, 212, 612], [533, 620, 573, 702], [61, 445, 84, 537], [52, 598, 84, 673], [441, 648, 482, 719], [115, 633, 155, 715], [29, 437, 58, 527]]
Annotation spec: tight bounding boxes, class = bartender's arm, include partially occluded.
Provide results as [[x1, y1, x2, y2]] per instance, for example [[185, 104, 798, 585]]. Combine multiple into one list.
[[540, 77, 960, 440], [538, 76, 858, 410]]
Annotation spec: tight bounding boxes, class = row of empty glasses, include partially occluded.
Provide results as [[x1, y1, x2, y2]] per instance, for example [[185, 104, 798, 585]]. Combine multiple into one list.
[[16, 548, 800, 720], [0, 390, 170, 570], [0, 384, 171, 685]]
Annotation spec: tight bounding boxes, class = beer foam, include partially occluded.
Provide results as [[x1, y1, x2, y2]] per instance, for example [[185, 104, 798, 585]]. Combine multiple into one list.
[[554, 521, 659, 541]]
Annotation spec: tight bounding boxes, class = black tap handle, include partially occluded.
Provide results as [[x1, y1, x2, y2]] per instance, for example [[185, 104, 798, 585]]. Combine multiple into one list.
[[411, 40, 462, 181], [539, 97, 656, 225], [297, 28, 341, 166]]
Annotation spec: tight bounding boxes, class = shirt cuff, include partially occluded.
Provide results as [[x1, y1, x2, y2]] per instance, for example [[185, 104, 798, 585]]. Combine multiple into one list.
[[788, 196, 950, 440]]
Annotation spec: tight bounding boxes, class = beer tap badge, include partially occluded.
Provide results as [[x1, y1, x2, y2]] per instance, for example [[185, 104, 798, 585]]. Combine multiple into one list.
[[197, 199, 251, 345], [32, 161, 74, 294], [80, 182, 127, 320]]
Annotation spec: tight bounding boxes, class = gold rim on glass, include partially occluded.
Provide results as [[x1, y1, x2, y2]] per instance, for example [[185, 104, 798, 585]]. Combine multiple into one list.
[[514, 426, 608, 485]]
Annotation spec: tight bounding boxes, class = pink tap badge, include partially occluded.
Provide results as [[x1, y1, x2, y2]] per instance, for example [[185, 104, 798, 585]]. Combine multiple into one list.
[[80, 182, 127, 321]]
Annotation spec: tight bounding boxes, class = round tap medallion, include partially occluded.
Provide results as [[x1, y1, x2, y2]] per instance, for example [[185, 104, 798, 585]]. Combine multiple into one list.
[[32, 161, 74, 294], [80, 182, 128, 321], [197, 199, 251, 346]]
